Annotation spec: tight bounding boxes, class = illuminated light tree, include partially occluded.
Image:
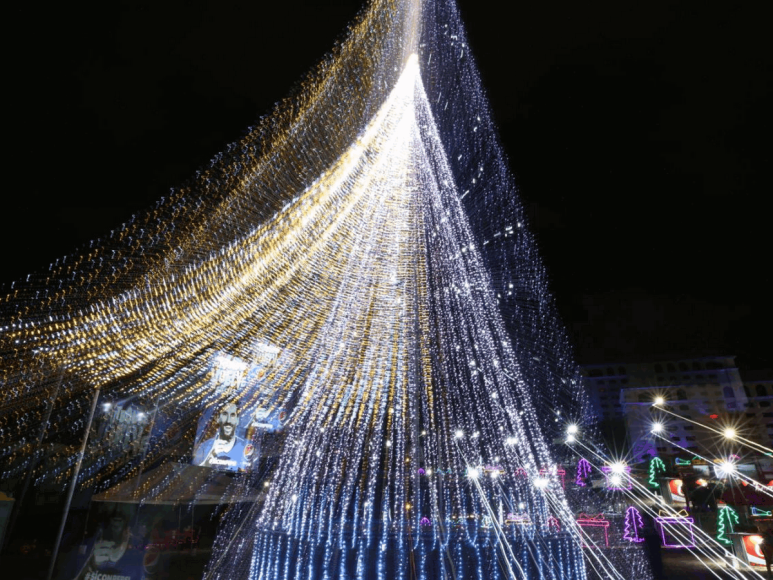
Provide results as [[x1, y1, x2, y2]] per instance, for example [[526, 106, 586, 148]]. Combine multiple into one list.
[[0, 1, 656, 579], [648, 457, 667, 488], [576, 458, 592, 487], [624, 506, 645, 543], [717, 505, 740, 545]]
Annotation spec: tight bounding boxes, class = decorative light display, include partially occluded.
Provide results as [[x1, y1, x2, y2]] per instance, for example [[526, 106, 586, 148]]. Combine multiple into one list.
[[623, 506, 645, 543], [655, 511, 696, 549], [539, 465, 566, 489], [602, 463, 633, 490], [0, 0, 654, 579], [751, 507, 772, 517], [717, 505, 740, 545], [576, 513, 610, 548], [648, 457, 666, 488], [575, 458, 592, 487]]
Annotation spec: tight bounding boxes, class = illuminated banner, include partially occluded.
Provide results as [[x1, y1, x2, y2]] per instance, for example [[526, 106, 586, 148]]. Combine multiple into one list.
[[667, 479, 686, 505], [743, 535, 767, 567], [192, 342, 285, 472]]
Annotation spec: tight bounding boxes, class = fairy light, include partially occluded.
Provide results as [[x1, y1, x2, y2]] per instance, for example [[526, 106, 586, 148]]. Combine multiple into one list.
[[0, 1, 650, 579]]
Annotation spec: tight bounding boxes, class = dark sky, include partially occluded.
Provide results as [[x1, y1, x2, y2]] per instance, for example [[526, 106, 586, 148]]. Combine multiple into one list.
[[4, 0, 770, 373]]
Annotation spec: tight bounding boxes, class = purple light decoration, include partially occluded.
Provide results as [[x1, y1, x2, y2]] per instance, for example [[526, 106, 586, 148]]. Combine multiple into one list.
[[576, 514, 610, 548], [420, 517, 431, 526], [623, 506, 645, 543], [655, 516, 696, 548], [575, 458, 592, 487], [417, 468, 425, 476]]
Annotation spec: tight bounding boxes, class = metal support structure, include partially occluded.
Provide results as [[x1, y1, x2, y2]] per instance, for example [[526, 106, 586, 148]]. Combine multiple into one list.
[[3, 367, 64, 555], [47, 386, 101, 580]]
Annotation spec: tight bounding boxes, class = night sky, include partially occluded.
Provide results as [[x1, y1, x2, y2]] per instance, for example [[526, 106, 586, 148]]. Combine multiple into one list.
[[4, 0, 770, 373]]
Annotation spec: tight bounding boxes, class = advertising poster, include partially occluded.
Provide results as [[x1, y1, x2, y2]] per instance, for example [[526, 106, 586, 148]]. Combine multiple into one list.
[[191, 342, 288, 472]]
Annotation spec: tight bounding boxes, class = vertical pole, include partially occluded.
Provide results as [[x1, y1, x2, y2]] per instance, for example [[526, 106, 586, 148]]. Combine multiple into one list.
[[47, 386, 100, 580], [130, 390, 162, 512]]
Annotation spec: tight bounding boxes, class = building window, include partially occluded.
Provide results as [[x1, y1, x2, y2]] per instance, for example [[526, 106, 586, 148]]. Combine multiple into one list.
[[667, 363, 677, 373], [607, 367, 615, 376], [761, 401, 771, 408], [723, 387, 735, 399], [655, 364, 664, 374], [686, 436, 697, 441], [763, 413, 773, 418], [693, 361, 702, 371], [684, 426, 695, 431], [679, 362, 689, 372], [677, 389, 687, 401], [745, 386, 752, 397], [757, 385, 768, 398], [679, 404, 689, 411], [618, 366, 626, 375]]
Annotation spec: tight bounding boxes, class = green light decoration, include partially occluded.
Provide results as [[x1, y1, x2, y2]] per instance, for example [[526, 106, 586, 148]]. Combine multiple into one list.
[[648, 457, 667, 488], [717, 505, 740, 545]]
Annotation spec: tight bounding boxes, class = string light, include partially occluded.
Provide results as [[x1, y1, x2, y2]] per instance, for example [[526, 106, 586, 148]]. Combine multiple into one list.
[[0, 0, 652, 579]]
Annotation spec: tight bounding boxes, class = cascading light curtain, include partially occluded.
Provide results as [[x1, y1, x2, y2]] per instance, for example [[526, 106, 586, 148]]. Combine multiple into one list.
[[1, 1, 651, 579]]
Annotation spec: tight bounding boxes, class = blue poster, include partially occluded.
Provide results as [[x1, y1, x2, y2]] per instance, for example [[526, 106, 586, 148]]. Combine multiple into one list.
[[191, 342, 288, 472]]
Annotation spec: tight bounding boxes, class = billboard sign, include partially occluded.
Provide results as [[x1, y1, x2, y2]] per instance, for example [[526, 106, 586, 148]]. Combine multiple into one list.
[[191, 342, 286, 472]]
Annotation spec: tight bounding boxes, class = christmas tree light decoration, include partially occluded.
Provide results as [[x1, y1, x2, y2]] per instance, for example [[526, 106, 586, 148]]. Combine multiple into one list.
[[655, 511, 696, 549], [717, 505, 740, 545], [0, 0, 654, 578], [648, 457, 667, 488], [623, 506, 645, 543], [575, 458, 592, 486]]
